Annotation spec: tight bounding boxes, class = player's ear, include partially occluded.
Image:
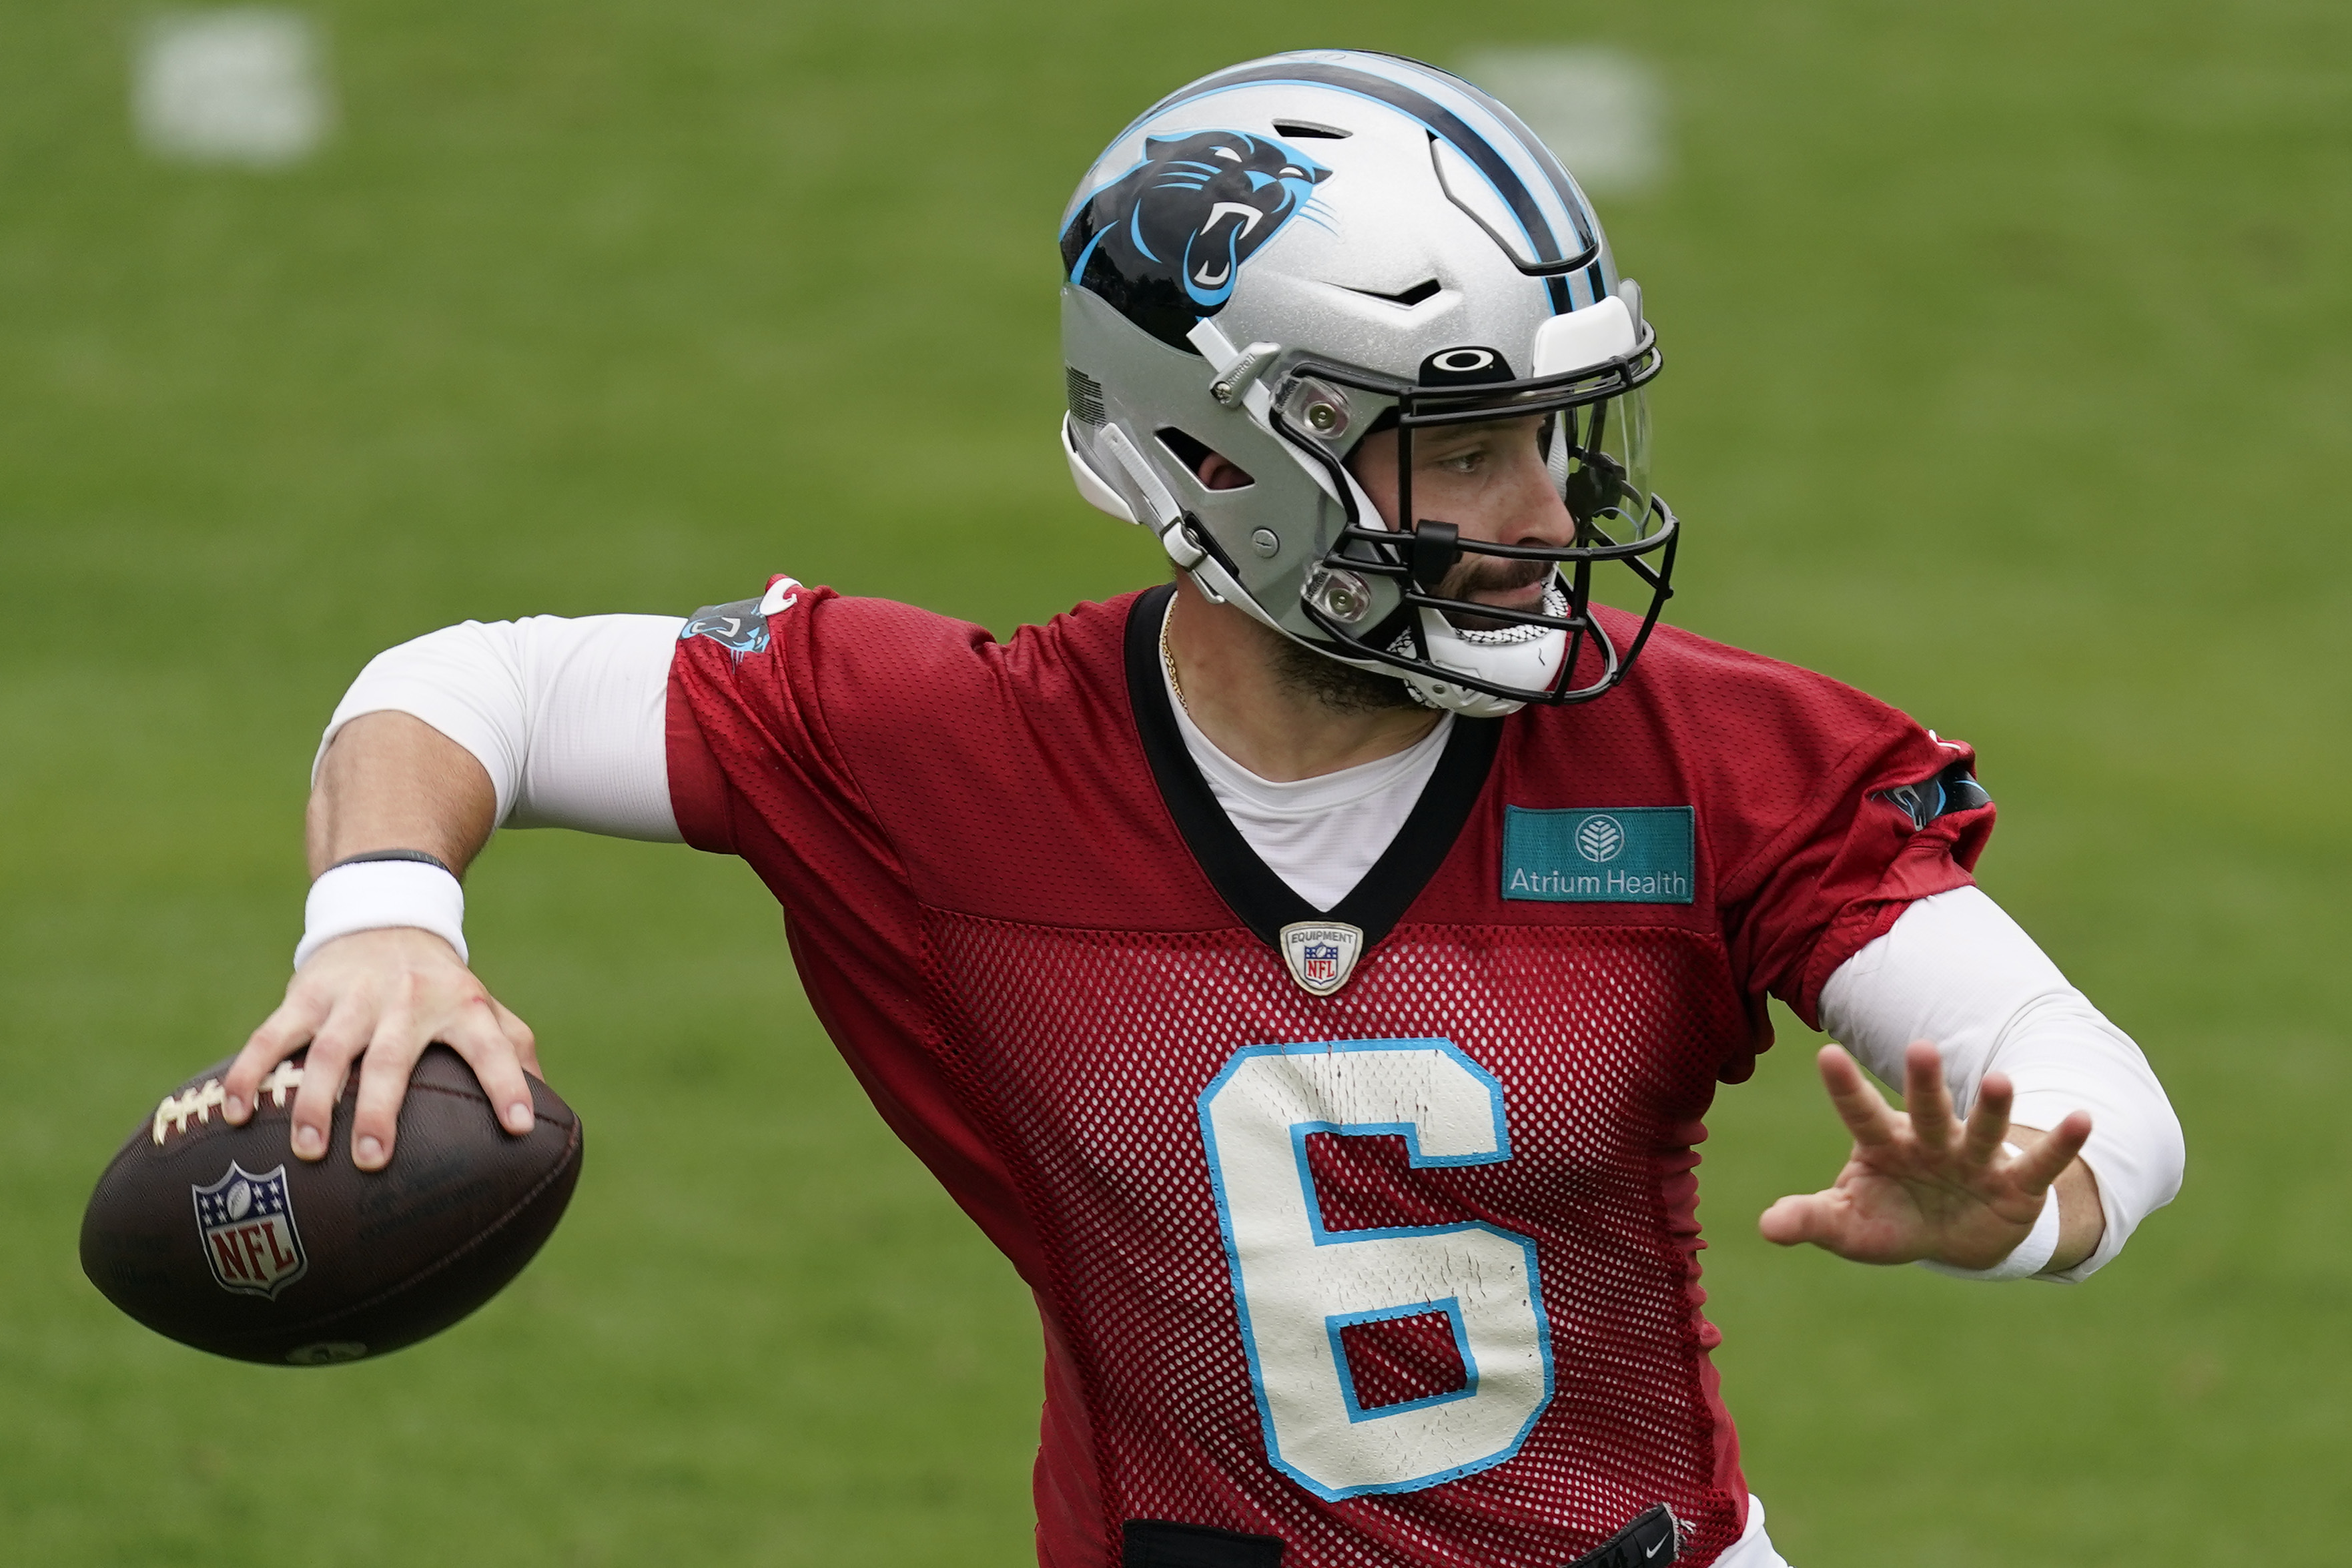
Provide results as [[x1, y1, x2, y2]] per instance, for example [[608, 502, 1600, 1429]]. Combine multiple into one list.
[[1154, 427, 1255, 490], [1198, 453, 1254, 492]]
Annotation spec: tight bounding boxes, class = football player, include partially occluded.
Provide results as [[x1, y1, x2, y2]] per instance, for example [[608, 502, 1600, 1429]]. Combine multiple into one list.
[[220, 51, 2182, 1568]]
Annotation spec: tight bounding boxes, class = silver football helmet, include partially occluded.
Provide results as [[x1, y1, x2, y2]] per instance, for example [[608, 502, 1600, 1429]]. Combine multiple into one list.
[[1058, 49, 1677, 717]]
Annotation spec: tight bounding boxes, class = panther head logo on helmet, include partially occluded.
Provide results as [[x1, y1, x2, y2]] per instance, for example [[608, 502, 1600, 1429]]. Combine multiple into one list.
[[1060, 131, 1332, 352]]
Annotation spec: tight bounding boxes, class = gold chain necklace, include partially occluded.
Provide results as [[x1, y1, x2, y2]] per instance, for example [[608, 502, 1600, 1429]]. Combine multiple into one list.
[[1159, 604, 1189, 713]]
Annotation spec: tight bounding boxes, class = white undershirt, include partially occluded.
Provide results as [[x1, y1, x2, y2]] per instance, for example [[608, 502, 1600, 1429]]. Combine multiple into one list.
[[1163, 645, 1453, 912], [316, 612, 2184, 1278]]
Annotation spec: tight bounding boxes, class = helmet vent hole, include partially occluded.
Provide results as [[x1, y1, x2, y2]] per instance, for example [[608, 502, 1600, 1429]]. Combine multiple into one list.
[[1272, 118, 1351, 139], [1155, 427, 1254, 490], [1338, 279, 1443, 308]]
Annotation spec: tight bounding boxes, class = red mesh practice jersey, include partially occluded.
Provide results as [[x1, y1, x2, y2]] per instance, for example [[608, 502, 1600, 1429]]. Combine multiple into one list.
[[665, 582, 1993, 1568]]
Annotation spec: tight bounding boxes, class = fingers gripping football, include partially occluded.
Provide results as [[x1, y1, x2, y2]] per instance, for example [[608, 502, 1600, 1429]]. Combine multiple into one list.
[[224, 927, 537, 1170]]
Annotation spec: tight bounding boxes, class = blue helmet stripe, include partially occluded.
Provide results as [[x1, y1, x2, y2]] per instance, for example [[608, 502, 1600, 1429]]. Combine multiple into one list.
[[1344, 53, 1600, 257]]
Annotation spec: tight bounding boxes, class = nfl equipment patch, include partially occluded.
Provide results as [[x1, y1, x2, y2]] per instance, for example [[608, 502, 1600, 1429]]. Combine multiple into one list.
[[191, 1162, 307, 1299], [1278, 921, 1363, 996]]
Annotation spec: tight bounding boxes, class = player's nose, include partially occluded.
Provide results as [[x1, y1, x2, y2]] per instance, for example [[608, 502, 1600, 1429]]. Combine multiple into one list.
[[1500, 445, 1577, 548]]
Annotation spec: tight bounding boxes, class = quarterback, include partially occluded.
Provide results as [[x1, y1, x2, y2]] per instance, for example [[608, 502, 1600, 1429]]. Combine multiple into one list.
[[222, 52, 2182, 1568]]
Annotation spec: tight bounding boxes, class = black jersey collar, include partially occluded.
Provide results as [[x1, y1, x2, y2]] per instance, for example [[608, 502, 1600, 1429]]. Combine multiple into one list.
[[1124, 583, 1501, 950]]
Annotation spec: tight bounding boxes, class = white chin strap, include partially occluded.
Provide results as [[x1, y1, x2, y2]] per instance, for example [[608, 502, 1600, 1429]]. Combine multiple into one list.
[[1401, 665, 1534, 720], [1392, 582, 1572, 718]]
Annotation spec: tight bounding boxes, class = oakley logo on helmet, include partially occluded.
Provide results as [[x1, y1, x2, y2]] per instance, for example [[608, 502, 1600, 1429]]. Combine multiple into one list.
[[1060, 131, 1332, 352], [1419, 346, 1517, 387]]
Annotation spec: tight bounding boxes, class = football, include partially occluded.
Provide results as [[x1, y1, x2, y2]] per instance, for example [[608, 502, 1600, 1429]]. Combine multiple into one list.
[[80, 1045, 583, 1365]]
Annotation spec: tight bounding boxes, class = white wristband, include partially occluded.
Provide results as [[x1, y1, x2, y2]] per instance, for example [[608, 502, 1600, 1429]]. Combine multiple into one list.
[[1916, 1144, 2062, 1281], [294, 861, 469, 969]]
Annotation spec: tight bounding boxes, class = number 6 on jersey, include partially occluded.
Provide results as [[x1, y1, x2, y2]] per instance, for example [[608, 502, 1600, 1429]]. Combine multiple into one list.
[[1198, 1040, 1553, 1499]]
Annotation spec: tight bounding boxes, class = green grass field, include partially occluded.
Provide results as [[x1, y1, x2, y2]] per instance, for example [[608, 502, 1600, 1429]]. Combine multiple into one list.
[[4, 1, 2348, 1562]]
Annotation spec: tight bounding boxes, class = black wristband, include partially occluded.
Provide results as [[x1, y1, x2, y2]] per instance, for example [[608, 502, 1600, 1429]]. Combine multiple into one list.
[[323, 849, 458, 878]]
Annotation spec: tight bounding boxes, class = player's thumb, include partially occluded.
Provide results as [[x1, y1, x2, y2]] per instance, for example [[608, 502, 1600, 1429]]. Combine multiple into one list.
[[1757, 1193, 1834, 1248]]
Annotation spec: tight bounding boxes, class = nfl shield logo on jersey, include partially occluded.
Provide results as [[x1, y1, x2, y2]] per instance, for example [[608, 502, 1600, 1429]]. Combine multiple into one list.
[[1278, 921, 1364, 997], [191, 1162, 308, 1298]]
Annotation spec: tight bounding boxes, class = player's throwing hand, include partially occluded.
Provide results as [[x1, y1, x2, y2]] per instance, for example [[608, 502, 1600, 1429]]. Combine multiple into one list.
[[1759, 1040, 2095, 1272], [222, 927, 540, 1172]]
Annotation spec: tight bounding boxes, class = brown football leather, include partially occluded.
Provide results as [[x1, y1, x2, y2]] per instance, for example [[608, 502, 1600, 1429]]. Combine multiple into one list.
[[81, 1045, 582, 1365]]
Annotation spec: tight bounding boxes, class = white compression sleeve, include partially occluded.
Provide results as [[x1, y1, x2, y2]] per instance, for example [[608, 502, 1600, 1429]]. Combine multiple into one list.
[[1818, 885, 2185, 1282], [317, 614, 685, 841]]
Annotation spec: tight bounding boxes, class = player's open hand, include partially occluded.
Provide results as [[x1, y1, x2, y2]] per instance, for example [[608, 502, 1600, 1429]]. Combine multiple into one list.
[[1757, 1041, 2092, 1272], [222, 927, 540, 1172]]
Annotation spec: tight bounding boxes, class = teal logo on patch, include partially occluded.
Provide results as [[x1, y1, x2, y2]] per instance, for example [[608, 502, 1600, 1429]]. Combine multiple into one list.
[[1502, 806, 1694, 904]]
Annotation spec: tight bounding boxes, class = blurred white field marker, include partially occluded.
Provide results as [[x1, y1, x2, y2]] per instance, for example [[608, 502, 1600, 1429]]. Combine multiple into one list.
[[133, 9, 332, 167], [1457, 47, 1665, 197]]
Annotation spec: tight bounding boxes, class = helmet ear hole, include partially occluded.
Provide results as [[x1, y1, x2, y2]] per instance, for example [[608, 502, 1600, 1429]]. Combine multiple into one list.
[[1155, 427, 1255, 490]]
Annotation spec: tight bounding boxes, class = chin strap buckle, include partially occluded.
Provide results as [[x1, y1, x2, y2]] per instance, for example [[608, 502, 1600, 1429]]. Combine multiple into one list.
[[1160, 516, 1208, 571]]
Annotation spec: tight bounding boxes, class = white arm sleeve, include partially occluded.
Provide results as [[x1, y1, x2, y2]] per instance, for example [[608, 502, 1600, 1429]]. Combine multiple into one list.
[[317, 614, 686, 842], [1818, 885, 2185, 1282]]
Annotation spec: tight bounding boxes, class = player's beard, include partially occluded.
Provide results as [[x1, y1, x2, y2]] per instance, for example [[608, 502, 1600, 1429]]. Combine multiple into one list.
[[1274, 635, 1422, 713]]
